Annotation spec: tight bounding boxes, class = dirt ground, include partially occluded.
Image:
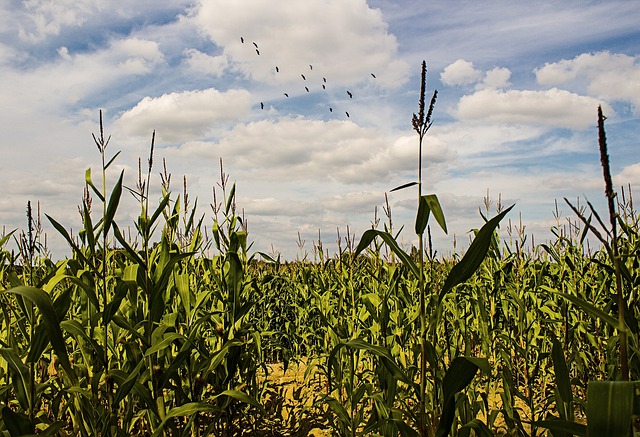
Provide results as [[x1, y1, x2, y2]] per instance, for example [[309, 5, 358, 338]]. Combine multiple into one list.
[[252, 359, 332, 436]]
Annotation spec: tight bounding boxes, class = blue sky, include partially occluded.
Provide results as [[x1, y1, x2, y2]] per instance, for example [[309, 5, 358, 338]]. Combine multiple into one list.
[[1, 0, 639, 260]]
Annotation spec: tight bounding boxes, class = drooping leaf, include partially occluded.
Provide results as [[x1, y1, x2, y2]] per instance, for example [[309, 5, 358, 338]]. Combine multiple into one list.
[[439, 205, 514, 304], [533, 418, 586, 436], [85, 168, 105, 202], [0, 348, 30, 410], [390, 181, 418, 192], [1, 406, 32, 437], [5, 286, 76, 384], [424, 194, 447, 234], [436, 357, 489, 437], [354, 230, 419, 278], [458, 418, 493, 437], [555, 290, 622, 331]]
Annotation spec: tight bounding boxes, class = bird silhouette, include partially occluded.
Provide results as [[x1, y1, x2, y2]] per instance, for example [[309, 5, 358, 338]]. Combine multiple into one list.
[[323, 77, 327, 83], [275, 66, 279, 72], [371, 73, 376, 78], [305, 86, 309, 92], [345, 111, 350, 117], [301, 74, 306, 80], [240, 37, 244, 43], [260, 102, 264, 109], [256, 49, 260, 55], [253, 42, 258, 48], [309, 64, 313, 70], [284, 93, 289, 97], [322, 84, 326, 90], [347, 91, 353, 98], [329, 107, 333, 112]]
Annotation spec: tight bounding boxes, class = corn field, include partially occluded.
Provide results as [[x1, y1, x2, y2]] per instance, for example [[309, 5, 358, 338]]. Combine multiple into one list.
[[0, 64, 638, 437]]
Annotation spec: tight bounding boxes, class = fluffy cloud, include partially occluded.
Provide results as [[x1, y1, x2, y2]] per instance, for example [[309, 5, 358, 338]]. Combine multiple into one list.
[[482, 67, 511, 89], [454, 88, 611, 129], [183, 49, 228, 76], [535, 51, 640, 112], [193, 0, 409, 88], [116, 88, 252, 143], [17, 0, 105, 42], [440, 59, 481, 86], [616, 163, 640, 187]]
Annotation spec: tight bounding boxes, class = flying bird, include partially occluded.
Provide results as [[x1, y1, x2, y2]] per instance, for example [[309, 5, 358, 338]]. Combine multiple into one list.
[[371, 73, 376, 78], [260, 102, 264, 109], [301, 74, 306, 80], [329, 107, 333, 112], [305, 86, 309, 92], [309, 64, 313, 70], [284, 93, 289, 97], [323, 77, 327, 83], [256, 49, 260, 55], [345, 111, 350, 117], [347, 91, 353, 98], [275, 66, 279, 72], [240, 37, 244, 43], [253, 42, 258, 48], [322, 84, 326, 90]]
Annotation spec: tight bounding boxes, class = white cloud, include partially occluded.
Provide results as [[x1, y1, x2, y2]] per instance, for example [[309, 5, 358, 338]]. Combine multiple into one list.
[[480, 67, 511, 90], [116, 88, 252, 143], [535, 51, 640, 112], [616, 163, 640, 188], [193, 0, 409, 88], [17, 0, 105, 42], [440, 59, 481, 86], [454, 88, 612, 129], [0, 37, 165, 111], [183, 49, 228, 76]]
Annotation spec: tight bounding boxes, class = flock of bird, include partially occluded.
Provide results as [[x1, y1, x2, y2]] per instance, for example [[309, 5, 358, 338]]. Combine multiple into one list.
[[241, 36, 376, 119]]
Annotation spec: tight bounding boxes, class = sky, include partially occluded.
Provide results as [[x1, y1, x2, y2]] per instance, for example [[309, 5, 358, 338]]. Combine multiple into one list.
[[1, 0, 639, 261]]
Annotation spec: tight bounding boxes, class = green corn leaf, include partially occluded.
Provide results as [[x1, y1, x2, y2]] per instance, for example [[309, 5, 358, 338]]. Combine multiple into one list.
[[552, 337, 573, 407], [554, 290, 622, 331], [112, 223, 146, 267], [152, 390, 262, 437], [415, 195, 430, 235], [439, 205, 514, 305], [148, 191, 172, 231], [104, 150, 121, 170], [325, 396, 351, 425], [1, 406, 32, 437], [436, 356, 489, 437], [5, 286, 76, 384], [354, 229, 419, 278], [587, 381, 634, 437], [0, 229, 16, 248], [225, 182, 236, 215], [425, 194, 447, 234], [145, 333, 188, 356], [415, 194, 448, 235], [85, 167, 105, 202], [533, 418, 586, 436], [113, 359, 146, 406], [0, 348, 30, 410], [390, 181, 418, 192], [60, 320, 106, 368], [81, 202, 96, 254], [46, 214, 88, 265], [103, 170, 123, 236], [459, 418, 493, 437], [328, 338, 415, 392]]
